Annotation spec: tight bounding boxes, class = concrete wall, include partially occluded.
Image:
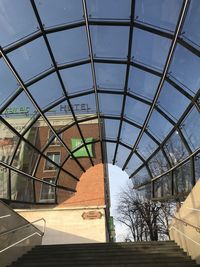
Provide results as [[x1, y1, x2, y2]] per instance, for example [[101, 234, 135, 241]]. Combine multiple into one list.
[[169, 179, 200, 264], [16, 206, 108, 245]]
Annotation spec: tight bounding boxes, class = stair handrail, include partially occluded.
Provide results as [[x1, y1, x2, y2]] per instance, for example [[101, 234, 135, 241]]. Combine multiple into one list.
[[169, 226, 200, 247], [172, 216, 200, 233], [0, 232, 42, 254], [0, 218, 46, 237]]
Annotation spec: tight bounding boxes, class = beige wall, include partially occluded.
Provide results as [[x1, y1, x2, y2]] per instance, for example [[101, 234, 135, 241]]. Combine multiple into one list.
[[169, 179, 200, 264], [16, 206, 108, 245]]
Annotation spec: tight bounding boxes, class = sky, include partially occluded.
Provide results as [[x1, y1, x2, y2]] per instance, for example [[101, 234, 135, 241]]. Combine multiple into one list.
[[108, 164, 131, 241]]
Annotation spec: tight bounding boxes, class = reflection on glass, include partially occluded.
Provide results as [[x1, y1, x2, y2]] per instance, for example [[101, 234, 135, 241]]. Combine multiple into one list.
[[128, 67, 160, 100], [169, 45, 200, 95], [173, 161, 193, 196], [48, 27, 89, 64], [154, 174, 171, 198], [132, 28, 171, 71], [11, 171, 34, 202], [120, 122, 140, 146], [99, 93, 123, 116], [40, 177, 56, 203], [0, 0, 38, 47], [91, 26, 129, 59], [1, 92, 38, 134], [181, 106, 200, 151], [164, 131, 189, 165], [0, 122, 19, 164], [0, 166, 9, 199], [12, 140, 39, 175], [181, 0, 200, 47], [131, 166, 150, 188], [125, 153, 143, 176], [157, 82, 190, 120], [148, 150, 169, 177], [87, 0, 131, 20], [8, 38, 52, 81], [60, 64, 93, 95], [28, 73, 64, 109], [105, 142, 116, 164], [137, 183, 151, 199], [135, 0, 182, 32], [138, 133, 158, 159], [124, 96, 150, 124], [0, 59, 19, 108], [104, 119, 120, 140], [35, 0, 84, 28], [148, 110, 173, 141], [115, 145, 130, 169], [95, 63, 126, 90]]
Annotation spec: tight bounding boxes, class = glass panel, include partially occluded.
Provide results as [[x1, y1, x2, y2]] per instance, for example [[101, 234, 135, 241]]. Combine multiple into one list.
[[154, 174, 171, 198], [0, 0, 38, 47], [104, 119, 120, 140], [194, 153, 200, 182], [120, 122, 140, 146], [173, 161, 193, 196], [48, 27, 89, 64], [11, 171, 34, 202], [105, 142, 116, 164], [0, 166, 9, 199], [91, 26, 129, 59], [148, 150, 169, 177], [131, 167, 151, 188], [40, 177, 56, 202], [132, 28, 171, 71], [95, 63, 126, 90], [87, 0, 131, 20], [135, 0, 182, 32], [158, 82, 190, 120], [136, 183, 151, 200], [35, 0, 84, 28], [45, 152, 61, 170], [12, 140, 40, 175], [35, 155, 59, 181], [1, 91, 38, 134], [164, 131, 189, 166], [0, 121, 19, 164], [28, 74, 64, 109], [124, 96, 150, 124], [148, 110, 173, 141], [69, 93, 97, 116], [60, 64, 93, 95], [128, 67, 160, 100], [115, 145, 131, 169], [8, 38, 52, 81], [125, 153, 143, 175], [99, 93, 123, 116], [138, 133, 158, 159], [0, 59, 19, 108], [181, 106, 200, 151], [181, 0, 200, 47], [169, 44, 200, 95]]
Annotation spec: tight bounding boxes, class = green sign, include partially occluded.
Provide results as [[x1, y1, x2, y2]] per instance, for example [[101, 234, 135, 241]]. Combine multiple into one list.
[[3, 106, 30, 115], [71, 138, 93, 158]]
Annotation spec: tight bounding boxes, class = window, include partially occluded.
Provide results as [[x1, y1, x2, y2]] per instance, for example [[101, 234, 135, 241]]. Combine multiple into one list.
[[45, 152, 60, 170], [48, 130, 62, 146], [40, 177, 56, 201]]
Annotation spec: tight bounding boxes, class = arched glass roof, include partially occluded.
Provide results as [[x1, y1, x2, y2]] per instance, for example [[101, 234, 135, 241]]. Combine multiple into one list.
[[0, 0, 200, 203]]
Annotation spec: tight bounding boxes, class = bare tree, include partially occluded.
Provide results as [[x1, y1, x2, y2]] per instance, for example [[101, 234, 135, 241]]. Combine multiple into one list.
[[116, 183, 174, 241]]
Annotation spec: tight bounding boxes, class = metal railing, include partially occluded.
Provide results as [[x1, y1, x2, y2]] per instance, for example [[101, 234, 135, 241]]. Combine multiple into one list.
[[0, 218, 46, 254], [172, 216, 200, 233]]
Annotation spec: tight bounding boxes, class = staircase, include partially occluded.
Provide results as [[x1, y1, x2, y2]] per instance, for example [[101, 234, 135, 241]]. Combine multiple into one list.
[[8, 241, 199, 267]]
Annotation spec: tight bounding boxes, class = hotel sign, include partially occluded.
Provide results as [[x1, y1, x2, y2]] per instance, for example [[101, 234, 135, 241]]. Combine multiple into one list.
[[60, 103, 91, 113]]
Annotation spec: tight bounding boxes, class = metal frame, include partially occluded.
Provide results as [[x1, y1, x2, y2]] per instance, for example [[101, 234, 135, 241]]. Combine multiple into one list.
[[0, 0, 199, 203]]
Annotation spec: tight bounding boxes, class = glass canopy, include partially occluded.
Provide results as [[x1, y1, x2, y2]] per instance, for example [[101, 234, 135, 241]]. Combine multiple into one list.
[[0, 0, 199, 203]]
